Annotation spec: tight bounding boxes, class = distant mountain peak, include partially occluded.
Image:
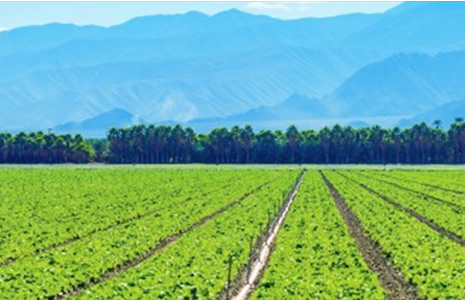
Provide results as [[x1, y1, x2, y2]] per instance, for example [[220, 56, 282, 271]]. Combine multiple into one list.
[[213, 8, 250, 17], [54, 108, 143, 138], [212, 8, 275, 22], [183, 10, 208, 18]]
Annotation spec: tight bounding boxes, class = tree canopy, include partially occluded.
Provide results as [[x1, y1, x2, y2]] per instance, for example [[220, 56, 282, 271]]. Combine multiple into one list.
[[105, 120, 465, 164], [1, 120, 465, 164], [0, 132, 93, 163]]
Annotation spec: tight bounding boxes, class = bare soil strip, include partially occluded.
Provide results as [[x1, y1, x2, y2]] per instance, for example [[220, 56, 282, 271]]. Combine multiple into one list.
[[49, 181, 273, 300], [223, 170, 306, 300], [358, 172, 465, 211], [0, 181, 238, 268], [380, 172, 465, 195], [339, 172, 465, 248], [320, 171, 420, 300]]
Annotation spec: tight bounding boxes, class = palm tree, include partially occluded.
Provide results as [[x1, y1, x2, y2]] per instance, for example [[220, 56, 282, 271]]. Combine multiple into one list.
[[255, 130, 278, 163], [300, 130, 317, 164], [319, 127, 331, 164], [208, 128, 226, 164], [184, 127, 196, 163], [101, 120, 465, 165], [342, 126, 355, 164], [231, 126, 242, 163], [330, 125, 343, 163], [286, 125, 299, 163], [241, 125, 254, 164], [369, 125, 384, 163], [171, 124, 185, 163], [449, 120, 465, 163], [433, 119, 442, 129], [391, 127, 402, 164], [146, 125, 156, 163]]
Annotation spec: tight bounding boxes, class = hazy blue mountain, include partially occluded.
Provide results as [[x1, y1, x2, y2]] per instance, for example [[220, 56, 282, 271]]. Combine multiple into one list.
[[325, 50, 465, 117], [47, 92, 333, 137], [398, 99, 465, 129], [227, 94, 332, 121], [0, 10, 379, 59], [345, 1, 465, 53], [0, 23, 105, 56], [0, 10, 384, 132], [191, 93, 331, 123], [106, 9, 278, 39], [54, 109, 144, 137], [180, 94, 379, 133], [0, 46, 372, 130], [2, 2, 465, 133]]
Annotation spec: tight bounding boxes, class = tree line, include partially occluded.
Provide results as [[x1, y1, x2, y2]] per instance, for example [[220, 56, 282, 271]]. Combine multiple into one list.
[[106, 120, 465, 164], [1, 119, 465, 164], [0, 132, 93, 163]]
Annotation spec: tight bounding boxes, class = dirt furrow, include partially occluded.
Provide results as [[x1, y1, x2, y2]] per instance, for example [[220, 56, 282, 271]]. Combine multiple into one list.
[[0, 182, 238, 268], [219, 170, 305, 300], [320, 171, 420, 300], [49, 180, 273, 300], [338, 172, 465, 248], [380, 172, 465, 195], [357, 172, 465, 211]]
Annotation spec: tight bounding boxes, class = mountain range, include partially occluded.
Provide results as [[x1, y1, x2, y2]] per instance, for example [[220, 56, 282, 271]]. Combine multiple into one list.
[[1, 2, 465, 136]]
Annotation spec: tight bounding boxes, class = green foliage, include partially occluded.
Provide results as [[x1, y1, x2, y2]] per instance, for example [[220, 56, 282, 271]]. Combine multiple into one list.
[[325, 171, 465, 299], [75, 171, 300, 299], [0, 169, 290, 299], [3, 167, 465, 299], [106, 120, 465, 164], [0, 132, 93, 163], [251, 172, 385, 299]]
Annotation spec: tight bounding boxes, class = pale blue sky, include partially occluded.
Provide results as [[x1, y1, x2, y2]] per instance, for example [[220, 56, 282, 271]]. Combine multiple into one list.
[[0, 1, 401, 31]]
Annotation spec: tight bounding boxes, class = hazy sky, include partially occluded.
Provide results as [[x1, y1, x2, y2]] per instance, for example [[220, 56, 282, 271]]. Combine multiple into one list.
[[0, 1, 401, 31]]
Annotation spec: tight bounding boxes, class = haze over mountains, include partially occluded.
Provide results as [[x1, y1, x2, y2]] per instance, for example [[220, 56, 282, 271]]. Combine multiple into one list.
[[1, 1, 465, 137]]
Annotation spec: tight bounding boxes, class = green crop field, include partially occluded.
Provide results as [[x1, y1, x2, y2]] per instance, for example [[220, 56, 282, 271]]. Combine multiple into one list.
[[1, 165, 465, 299]]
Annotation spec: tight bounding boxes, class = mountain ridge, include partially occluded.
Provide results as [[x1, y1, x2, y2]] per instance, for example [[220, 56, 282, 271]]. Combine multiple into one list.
[[1, 2, 465, 134]]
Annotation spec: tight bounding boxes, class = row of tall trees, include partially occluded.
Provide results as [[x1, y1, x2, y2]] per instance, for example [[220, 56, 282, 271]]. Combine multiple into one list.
[[1, 120, 464, 164], [0, 132, 94, 163], [106, 120, 465, 164]]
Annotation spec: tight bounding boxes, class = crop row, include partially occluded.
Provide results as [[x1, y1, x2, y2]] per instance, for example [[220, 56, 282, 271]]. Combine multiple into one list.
[[340, 171, 465, 242], [382, 170, 465, 192], [0, 170, 289, 299], [0, 169, 263, 263], [73, 171, 301, 300], [251, 171, 384, 299], [324, 171, 465, 298], [364, 171, 465, 207]]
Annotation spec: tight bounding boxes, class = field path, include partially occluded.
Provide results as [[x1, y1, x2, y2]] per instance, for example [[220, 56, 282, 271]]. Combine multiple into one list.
[[51, 180, 273, 300], [229, 170, 306, 300], [320, 171, 420, 300]]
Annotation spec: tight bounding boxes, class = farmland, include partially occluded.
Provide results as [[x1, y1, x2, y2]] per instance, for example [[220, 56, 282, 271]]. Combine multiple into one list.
[[1, 166, 465, 299]]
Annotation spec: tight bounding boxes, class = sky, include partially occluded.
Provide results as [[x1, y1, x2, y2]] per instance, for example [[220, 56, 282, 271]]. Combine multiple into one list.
[[0, 1, 401, 31]]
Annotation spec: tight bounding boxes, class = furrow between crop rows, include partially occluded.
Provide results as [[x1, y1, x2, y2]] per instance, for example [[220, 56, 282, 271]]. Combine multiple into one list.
[[51, 181, 272, 300], [320, 171, 420, 300], [380, 172, 465, 195], [358, 172, 465, 211], [71, 171, 301, 300], [0, 181, 235, 268], [337, 172, 465, 248], [226, 170, 305, 300], [0, 170, 251, 266]]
